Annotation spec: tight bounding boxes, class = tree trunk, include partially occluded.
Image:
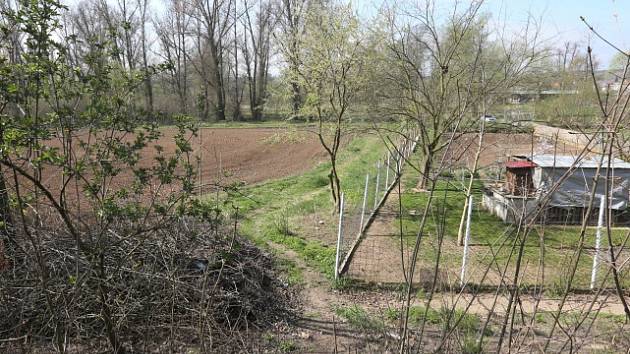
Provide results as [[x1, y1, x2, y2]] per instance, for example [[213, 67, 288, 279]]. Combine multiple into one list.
[[0, 164, 13, 269], [144, 77, 153, 114], [0, 130, 14, 258], [417, 153, 432, 190], [457, 121, 485, 246], [329, 158, 341, 213], [201, 84, 210, 120], [252, 105, 263, 121], [213, 56, 225, 121], [291, 81, 301, 118], [232, 1, 241, 122], [214, 87, 226, 121], [0, 165, 12, 233], [140, 0, 153, 114], [209, 41, 226, 121]]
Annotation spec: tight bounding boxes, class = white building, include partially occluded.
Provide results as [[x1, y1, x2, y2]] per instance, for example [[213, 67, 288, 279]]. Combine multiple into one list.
[[483, 154, 630, 225]]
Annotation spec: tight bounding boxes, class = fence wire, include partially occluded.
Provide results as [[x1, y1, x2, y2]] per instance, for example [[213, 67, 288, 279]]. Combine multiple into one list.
[[335, 130, 418, 278], [340, 172, 630, 293]]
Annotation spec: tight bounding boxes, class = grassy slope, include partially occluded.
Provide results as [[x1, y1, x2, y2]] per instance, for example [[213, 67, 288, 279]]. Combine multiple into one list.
[[204, 120, 628, 290], [210, 131, 391, 282]]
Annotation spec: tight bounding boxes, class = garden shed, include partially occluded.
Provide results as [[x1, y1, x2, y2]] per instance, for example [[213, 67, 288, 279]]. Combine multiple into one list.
[[483, 154, 630, 225]]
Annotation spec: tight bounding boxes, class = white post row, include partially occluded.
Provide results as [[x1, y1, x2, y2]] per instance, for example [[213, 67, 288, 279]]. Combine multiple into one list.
[[460, 195, 474, 288], [385, 153, 390, 189], [401, 139, 408, 165], [360, 174, 370, 230], [590, 196, 606, 290], [402, 141, 406, 159], [334, 192, 345, 280], [374, 161, 381, 209], [401, 139, 406, 159]]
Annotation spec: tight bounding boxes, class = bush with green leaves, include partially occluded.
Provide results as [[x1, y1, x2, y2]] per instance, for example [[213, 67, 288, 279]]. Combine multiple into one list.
[[0, 1, 290, 352]]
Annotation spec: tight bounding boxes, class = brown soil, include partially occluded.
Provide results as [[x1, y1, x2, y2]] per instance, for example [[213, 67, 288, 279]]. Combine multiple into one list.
[[194, 127, 326, 187], [444, 133, 585, 170], [13, 127, 326, 204]]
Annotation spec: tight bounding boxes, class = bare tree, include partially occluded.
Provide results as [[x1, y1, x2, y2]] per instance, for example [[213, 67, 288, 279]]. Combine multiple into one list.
[[229, 0, 243, 120], [297, 1, 365, 211], [276, 0, 308, 118], [70, 0, 117, 66], [191, 0, 234, 121], [242, 0, 274, 120], [155, 0, 192, 113], [116, 0, 141, 71], [379, 1, 542, 190], [138, 0, 153, 112]]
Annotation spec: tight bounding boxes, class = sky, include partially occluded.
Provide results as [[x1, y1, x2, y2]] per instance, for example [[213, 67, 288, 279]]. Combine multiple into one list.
[[485, 0, 629, 67], [353, 0, 629, 68], [61, 0, 629, 68]]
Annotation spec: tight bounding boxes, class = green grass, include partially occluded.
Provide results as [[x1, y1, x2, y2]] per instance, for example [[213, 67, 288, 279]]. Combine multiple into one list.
[[274, 257, 304, 286], [201, 131, 393, 281], [385, 304, 490, 335], [262, 333, 299, 353], [334, 304, 385, 332], [532, 310, 627, 327]]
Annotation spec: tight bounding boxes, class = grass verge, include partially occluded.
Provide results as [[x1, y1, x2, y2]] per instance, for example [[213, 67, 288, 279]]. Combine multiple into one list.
[[202, 131, 393, 282]]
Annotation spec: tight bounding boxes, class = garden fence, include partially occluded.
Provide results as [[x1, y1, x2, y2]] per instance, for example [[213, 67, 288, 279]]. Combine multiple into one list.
[[334, 129, 419, 279]]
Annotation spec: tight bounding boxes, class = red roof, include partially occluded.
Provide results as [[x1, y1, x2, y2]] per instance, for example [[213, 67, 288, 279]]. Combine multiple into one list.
[[505, 160, 537, 169]]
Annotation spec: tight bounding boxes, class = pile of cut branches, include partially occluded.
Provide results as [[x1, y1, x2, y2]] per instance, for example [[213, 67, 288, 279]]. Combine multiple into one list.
[[0, 216, 294, 352]]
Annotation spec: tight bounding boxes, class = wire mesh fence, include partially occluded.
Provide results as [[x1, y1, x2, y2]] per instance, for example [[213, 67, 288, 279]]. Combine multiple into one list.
[[334, 129, 419, 278], [336, 128, 630, 293], [340, 180, 630, 291]]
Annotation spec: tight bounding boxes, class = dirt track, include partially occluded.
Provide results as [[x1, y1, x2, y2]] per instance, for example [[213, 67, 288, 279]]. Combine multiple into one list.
[[444, 132, 584, 170]]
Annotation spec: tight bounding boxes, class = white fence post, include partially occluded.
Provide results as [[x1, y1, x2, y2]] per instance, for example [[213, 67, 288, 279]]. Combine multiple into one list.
[[335, 193, 345, 280], [401, 140, 406, 159], [360, 174, 369, 230], [590, 196, 606, 290], [460, 195, 473, 288], [385, 154, 390, 189], [374, 161, 381, 209]]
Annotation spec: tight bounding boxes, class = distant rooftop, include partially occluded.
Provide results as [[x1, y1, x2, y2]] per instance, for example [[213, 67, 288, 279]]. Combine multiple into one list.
[[528, 154, 630, 169], [506, 160, 537, 169]]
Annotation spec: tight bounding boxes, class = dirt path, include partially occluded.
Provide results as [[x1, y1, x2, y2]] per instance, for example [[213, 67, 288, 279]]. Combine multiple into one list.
[[344, 187, 410, 283], [264, 238, 399, 352], [433, 292, 630, 317]]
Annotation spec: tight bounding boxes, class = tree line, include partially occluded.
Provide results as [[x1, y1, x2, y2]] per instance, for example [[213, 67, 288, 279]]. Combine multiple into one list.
[[2, 0, 609, 127], [2, 0, 628, 352], [4, 0, 606, 209]]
